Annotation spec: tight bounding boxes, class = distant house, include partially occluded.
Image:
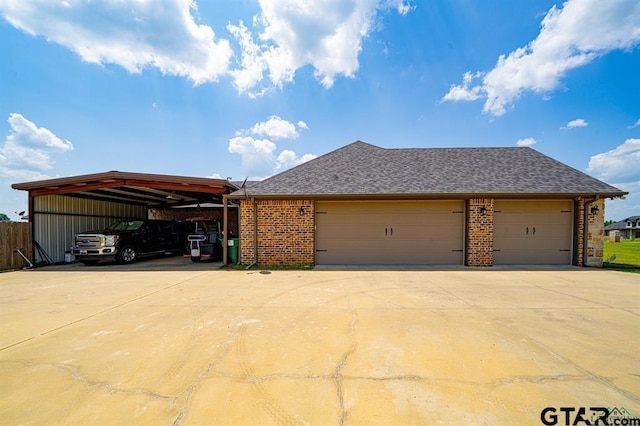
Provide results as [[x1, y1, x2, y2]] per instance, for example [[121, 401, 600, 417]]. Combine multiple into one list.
[[605, 216, 640, 239]]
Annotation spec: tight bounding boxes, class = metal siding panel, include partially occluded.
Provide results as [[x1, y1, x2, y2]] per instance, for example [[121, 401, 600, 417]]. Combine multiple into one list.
[[32, 195, 146, 263]]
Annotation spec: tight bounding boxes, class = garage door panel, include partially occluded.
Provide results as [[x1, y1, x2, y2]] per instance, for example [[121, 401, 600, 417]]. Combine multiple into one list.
[[496, 249, 572, 264], [316, 201, 464, 265], [494, 200, 573, 265]]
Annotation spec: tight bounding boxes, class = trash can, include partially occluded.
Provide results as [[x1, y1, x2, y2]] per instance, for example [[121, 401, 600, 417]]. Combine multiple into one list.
[[223, 238, 239, 264]]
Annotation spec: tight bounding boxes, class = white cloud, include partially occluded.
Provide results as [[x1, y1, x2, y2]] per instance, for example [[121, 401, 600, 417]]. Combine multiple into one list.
[[0, 113, 73, 181], [562, 118, 589, 129], [384, 0, 415, 16], [587, 139, 640, 182], [0, 0, 232, 85], [250, 116, 300, 140], [226, 20, 270, 96], [628, 118, 640, 129], [604, 180, 640, 221], [441, 71, 483, 102], [516, 137, 537, 147], [228, 136, 277, 178], [227, 0, 414, 95], [588, 139, 640, 221], [442, 0, 640, 116], [275, 150, 317, 171], [0, 0, 413, 94], [228, 116, 316, 178]]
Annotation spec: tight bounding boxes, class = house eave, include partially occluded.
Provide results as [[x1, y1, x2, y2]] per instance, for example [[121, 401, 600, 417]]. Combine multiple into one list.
[[227, 191, 628, 201]]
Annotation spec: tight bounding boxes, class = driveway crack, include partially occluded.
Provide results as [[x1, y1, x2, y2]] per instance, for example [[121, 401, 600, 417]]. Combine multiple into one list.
[[335, 301, 359, 426]]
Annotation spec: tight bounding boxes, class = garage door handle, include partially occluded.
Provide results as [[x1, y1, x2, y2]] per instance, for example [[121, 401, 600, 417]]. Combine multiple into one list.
[[526, 227, 529, 235], [533, 227, 536, 235], [385, 227, 388, 236], [390, 227, 393, 236]]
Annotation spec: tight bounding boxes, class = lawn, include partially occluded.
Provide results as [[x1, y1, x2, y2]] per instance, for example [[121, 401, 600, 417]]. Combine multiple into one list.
[[603, 239, 640, 272]]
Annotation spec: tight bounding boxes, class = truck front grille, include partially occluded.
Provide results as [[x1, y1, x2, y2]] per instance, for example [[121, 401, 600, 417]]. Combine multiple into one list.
[[75, 235, 103, 249]]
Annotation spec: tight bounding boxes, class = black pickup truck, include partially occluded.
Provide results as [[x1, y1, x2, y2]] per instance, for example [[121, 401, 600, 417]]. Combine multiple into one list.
[[72, 219, 189, 265]]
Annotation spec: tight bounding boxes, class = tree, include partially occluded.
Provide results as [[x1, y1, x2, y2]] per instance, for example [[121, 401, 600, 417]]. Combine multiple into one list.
[[0, 213, 10, 221], [605, 219, 615, 226]]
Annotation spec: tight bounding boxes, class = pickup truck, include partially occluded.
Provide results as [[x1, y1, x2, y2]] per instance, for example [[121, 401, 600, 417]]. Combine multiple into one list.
[[72, 219, 189, 265]]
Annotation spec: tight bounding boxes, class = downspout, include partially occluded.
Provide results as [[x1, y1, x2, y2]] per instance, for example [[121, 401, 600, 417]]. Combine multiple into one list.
[[245, 198, 258, 270], [222, 195, 228, 266]]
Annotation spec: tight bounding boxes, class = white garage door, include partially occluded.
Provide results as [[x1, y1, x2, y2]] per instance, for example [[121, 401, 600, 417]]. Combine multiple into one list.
[[494, 200, 573, 265], [315, 201, 465, 265]]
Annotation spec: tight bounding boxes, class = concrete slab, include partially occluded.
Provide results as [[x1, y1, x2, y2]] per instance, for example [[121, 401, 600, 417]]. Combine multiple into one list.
[[1, 262, 639, 424]]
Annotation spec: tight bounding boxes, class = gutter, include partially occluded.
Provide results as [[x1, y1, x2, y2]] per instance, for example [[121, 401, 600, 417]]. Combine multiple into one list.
[[225, 191, 629, 201]]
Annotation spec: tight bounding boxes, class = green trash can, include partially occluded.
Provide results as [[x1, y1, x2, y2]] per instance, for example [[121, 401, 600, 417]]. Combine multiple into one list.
[[226, 238, 239, 264]]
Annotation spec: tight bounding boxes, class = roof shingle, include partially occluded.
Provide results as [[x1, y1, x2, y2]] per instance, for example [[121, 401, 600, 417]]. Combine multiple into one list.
[[230, 141, 626, 199]]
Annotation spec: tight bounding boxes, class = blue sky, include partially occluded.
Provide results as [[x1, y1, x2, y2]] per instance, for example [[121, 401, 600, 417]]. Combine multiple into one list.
[[0, 0, 639, 221]]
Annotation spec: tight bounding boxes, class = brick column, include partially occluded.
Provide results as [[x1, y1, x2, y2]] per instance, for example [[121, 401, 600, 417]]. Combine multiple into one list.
[[466, 198, 494, 266], [239, 200, 255, 265], [576, 199, 585, 266], [586, 198, 605, 267]]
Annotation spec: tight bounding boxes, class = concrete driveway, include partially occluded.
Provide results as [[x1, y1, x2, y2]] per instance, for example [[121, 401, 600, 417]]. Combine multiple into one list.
[[1, 260, 639, 425]]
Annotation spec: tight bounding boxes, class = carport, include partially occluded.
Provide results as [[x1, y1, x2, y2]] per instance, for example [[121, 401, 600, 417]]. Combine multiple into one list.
[[11, 171, 239, 264]]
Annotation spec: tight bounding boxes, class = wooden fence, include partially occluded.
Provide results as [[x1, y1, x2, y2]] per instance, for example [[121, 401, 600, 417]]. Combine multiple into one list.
[[0, 222, 33, 271]]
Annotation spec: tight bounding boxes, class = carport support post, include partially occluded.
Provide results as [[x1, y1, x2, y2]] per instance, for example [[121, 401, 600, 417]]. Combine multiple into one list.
[[223, 195, 228, 266]]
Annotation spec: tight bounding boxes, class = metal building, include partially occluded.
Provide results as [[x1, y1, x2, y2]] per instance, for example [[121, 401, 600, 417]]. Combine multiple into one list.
[[11, 171, 238, 264]]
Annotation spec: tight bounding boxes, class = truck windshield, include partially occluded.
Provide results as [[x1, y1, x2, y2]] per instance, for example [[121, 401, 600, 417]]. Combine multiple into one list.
[[106, 220, 144, 231]]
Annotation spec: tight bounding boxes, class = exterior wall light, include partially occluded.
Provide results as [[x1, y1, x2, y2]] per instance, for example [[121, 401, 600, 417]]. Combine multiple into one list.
[[479, 206, 486, 215], [299, 206, 306, 215], [590, 206, 599, 215]]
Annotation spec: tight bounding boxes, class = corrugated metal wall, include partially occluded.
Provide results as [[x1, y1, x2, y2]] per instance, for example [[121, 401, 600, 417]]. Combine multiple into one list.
[[33, 195, 146, 263]]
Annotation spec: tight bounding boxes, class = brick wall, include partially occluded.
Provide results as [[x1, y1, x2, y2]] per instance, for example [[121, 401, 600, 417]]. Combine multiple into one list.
[[240, 199, 315, 266], [466, 198, 494, 266]]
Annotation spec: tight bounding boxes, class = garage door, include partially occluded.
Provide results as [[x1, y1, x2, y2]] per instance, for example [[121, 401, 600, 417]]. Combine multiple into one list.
[[494, 200, 573, 265], [315, 201, 464, 265]]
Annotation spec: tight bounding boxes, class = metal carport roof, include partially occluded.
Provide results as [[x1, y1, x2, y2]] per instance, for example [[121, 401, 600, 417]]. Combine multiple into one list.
[[12, 171, 239, 207]]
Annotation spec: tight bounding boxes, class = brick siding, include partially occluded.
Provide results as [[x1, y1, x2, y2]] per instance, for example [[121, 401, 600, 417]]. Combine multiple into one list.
[[240, 199, 314, 266], [466, 198, 494, 266], [238, 197, 604, 267]]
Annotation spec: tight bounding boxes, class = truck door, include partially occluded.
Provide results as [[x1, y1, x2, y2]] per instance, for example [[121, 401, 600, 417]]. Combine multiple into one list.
[[157, 221, 176, 251], [139, 222, 160, 253]]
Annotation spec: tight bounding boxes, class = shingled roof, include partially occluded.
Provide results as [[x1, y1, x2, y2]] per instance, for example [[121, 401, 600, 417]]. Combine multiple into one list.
[[230, 141, 626, 199], [605, 216, 640, 231]]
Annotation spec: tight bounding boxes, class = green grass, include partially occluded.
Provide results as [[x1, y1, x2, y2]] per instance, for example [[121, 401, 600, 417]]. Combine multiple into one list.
[[603, 239, 640, 273]]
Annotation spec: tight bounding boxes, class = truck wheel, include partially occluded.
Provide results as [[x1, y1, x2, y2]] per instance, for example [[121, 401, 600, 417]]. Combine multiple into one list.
[[117, 245, 137, 263]]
